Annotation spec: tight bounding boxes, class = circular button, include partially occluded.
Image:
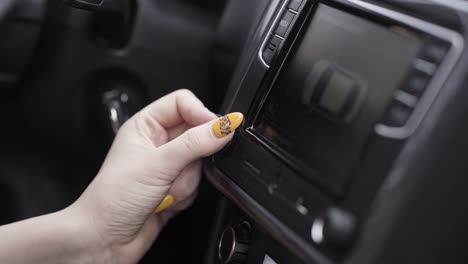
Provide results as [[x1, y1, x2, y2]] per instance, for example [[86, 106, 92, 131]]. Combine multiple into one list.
[[218, 223, 251, 264], [219, 227, 235, 263], [311, 207, 357, 249]]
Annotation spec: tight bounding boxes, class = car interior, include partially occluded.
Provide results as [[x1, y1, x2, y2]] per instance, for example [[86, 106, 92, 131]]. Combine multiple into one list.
[[1, 0, 468, 263]]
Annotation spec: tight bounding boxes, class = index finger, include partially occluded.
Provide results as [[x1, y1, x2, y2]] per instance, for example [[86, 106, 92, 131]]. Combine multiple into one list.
[[141, 89, 216, 128]]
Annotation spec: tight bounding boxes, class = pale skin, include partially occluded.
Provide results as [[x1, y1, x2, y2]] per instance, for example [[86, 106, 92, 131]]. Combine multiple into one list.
[[0, 89, 234, 263]]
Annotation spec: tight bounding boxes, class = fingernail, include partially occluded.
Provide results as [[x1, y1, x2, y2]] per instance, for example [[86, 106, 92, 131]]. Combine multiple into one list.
[[212, 112, 244, 138], [154, 195, 174, 214]]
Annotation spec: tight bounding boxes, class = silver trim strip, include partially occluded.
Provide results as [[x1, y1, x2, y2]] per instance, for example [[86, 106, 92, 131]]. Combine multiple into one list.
[[258, 0, 290, 68]]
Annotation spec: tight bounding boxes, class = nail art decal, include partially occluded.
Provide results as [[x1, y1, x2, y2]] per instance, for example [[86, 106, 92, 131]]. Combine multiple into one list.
[[212, 112, 244, 138], [219, 116, 232, 136]]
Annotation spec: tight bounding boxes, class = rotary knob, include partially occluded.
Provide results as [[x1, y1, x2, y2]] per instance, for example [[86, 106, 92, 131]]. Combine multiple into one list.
[[218, 222, 251, 264], [311, 207, 357, 249]]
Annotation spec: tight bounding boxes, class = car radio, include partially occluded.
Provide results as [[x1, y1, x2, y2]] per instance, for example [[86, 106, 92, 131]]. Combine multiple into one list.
[[205, 0, 463, 262]]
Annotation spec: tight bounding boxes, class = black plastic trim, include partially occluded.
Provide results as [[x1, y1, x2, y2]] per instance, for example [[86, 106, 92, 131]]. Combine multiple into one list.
[[204, 163, 331, 264]]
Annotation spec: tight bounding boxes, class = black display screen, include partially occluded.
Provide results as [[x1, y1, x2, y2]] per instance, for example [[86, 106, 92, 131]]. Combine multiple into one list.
[[252, 4, 421, 194]]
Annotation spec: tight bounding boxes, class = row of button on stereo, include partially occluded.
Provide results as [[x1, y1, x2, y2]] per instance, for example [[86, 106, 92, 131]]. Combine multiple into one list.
[[241, 159, 308, 217], [262, 0, 304, 65], [241, 158, 358, 250], [263, 35, 284, 66], [379, 41, 449, 129]]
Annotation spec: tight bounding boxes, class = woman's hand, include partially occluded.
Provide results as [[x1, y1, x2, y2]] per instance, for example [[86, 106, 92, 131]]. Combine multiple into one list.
[[0, 89, 243, 264], [65, 89, 243, 263]]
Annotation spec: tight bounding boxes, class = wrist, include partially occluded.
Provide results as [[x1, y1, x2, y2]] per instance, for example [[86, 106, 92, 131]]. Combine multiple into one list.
[[58, 205, 113, 263]]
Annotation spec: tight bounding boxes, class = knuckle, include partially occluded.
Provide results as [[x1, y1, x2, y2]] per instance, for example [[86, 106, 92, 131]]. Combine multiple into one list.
[[178, 180, 196, 197], [133, 111, 167, 147], [149, 168, 176, 186], [145, 155, 179, 185], [175, 89, 194, 100], [180, 130, 202, 155], [175, 195, 197, 212]]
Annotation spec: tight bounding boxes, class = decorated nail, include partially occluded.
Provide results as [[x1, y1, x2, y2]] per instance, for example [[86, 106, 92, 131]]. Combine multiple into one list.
[[154, 195, 174, 214], [212, 112, 244, 138]]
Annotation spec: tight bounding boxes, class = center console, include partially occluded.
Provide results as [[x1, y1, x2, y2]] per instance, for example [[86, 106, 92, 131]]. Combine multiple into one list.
[[204, 0, 466, 263]]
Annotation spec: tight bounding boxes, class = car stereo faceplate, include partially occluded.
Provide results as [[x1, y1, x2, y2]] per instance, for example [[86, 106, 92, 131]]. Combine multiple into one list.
[[205, 0, 464, 263]]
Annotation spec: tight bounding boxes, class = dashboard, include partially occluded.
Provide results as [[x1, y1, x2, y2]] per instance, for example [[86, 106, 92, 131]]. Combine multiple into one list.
[[205, 0, 468, 263]]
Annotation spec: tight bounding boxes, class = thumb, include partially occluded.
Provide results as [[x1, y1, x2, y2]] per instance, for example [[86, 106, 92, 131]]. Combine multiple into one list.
[[156, 112, 243, 173]]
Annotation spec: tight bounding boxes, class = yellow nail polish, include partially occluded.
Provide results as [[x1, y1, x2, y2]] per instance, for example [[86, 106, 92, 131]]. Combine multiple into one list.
[[154, 195, 174, 214], [212, 112, 244, 138]]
